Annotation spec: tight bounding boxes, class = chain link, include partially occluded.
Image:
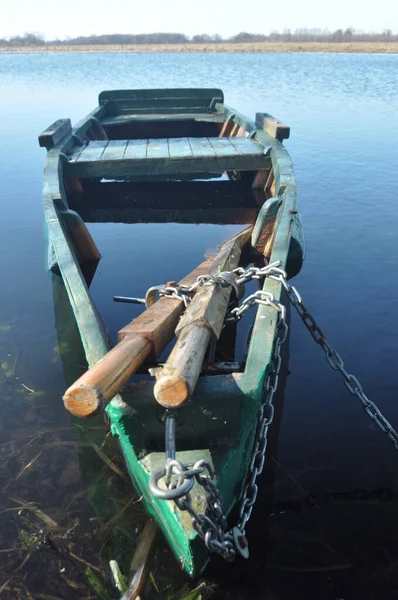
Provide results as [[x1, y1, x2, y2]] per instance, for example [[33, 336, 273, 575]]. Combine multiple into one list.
[[266, 265, 398, 450], [237, 315, 287, 535], [149, 272, 289, 560], [147, 262, 286, 308], [149, 456, 236, 560], [148, 259, 398, 563], [175, 461, 236, 561]]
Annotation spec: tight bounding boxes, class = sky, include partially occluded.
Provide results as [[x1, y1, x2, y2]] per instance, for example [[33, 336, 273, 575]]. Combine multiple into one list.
[[1, 0, 397, 40]]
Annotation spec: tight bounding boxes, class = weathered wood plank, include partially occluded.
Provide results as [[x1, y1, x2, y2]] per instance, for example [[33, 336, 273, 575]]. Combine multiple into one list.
[[209, 137, 239, 157], [44, 194, 110, 368], [63, 258, 216, 416], [100, 88, 223, 100], [99, 88, 224, 105], [72, 106, 108, 140], [265, 169, 275, 197], [106, 99, 216, 111], [146, 138, 170, 159], [74, 140, 108, 163], [154, 227, 252, 408], [215, 103, 256, 137], [251, 198, 282, 255], [252, 169, 270, 190], [66, 145, 85, 164], [100, 139, 128, 161], [66, 152, 271, 179], [121, 520, 157, 600], [64, 336, 151, 417], [230, 123, 240, 137], [60, 209, 101, 262], [42, 150, 69, 207], [229, 136, 263, 155], [101, 113, 226, 125], [89, 116, 108, 140], [237, 126, 249, 137], [188, 137, 216, 157], [255, 113, 290, 141], [124, 139, 148, 159], [239, 126, 300, 399], [168, 137, 193, 159], [39, 119, 72, 149], [69, 137, 266, 167], [45, 107, 108, 161], [114, 107, 214, 115], [219, 115, 235, 137]]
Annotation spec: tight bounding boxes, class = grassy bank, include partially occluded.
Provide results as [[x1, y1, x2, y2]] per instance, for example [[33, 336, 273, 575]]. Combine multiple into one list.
[[1, 41, 398, 53]]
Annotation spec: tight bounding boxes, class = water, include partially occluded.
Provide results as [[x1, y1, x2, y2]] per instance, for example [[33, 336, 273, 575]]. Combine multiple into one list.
[[1, 51, 398, 599]]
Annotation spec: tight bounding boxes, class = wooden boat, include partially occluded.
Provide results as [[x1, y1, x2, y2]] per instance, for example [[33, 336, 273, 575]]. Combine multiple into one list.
[[39, 88, 304, 577]]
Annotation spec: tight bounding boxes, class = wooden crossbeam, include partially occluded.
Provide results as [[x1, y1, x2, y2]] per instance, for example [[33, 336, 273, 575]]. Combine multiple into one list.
[[65, 136, 270, 178]]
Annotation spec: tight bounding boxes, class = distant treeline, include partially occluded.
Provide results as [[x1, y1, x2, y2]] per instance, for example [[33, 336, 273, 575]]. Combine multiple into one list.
[[1, 29, 398, 46]]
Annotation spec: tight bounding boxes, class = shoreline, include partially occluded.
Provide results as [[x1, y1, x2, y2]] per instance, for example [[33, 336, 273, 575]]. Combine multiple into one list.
[[1, 41, 398, 54]]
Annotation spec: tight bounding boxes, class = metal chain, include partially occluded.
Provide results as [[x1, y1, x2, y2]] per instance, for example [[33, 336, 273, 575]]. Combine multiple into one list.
[[146, 262, 284, 309], [148, 442, 237, 559], [266, 265, 398, 450], [149, 280, 289, 560], [172, 303, 287, 560], [148, 259, 398, 564], [173, 460, 236, 560], [236, 315, 288, 536]]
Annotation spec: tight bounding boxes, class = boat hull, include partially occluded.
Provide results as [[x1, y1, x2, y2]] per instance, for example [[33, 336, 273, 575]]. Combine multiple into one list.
[[40, 88, 304, 577]]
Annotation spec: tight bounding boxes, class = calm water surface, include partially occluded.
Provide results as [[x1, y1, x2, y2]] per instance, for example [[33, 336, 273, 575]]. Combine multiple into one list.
[[1, 52, 398, 599]]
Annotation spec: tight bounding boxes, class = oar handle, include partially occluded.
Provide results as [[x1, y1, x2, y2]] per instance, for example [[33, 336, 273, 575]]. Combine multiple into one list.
[[154, 226, 253, 408], [63, 335, 152, 417], [154, 326, 212, 407], [63, 256, 218, 418]]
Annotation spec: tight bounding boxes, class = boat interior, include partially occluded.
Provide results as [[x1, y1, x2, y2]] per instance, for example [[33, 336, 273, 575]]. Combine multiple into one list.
[[41, 89, 304, 573], [52, 90, 301, 452]]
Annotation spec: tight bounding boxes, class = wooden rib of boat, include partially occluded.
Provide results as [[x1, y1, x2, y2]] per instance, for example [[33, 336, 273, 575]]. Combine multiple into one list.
[[39, 88, 304, 577]]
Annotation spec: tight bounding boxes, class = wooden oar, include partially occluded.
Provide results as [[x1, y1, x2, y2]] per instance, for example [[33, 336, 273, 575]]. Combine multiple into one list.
[[154, 226, 252, 408], [63, 257, 215, 417]]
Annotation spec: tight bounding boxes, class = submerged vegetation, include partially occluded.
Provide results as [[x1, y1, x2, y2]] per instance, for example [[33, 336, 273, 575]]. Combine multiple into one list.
[[0, 321, 216, 599], [3, 309, 398, 599]]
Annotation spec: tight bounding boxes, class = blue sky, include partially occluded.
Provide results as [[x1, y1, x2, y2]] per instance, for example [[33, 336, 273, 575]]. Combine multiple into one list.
[[1, 0, 397, 39]]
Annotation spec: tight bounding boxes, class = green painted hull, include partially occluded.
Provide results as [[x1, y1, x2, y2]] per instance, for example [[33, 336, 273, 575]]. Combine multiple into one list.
[[40, 88, 304, 577]]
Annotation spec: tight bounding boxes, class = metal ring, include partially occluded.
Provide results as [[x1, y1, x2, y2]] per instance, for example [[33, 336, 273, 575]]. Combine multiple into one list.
[[148, 467, 194, 500]]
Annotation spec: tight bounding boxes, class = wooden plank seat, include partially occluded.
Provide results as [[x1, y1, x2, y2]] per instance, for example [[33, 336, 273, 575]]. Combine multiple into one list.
[[65, 136, 270, 179], [101, 113, 227, 126]]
